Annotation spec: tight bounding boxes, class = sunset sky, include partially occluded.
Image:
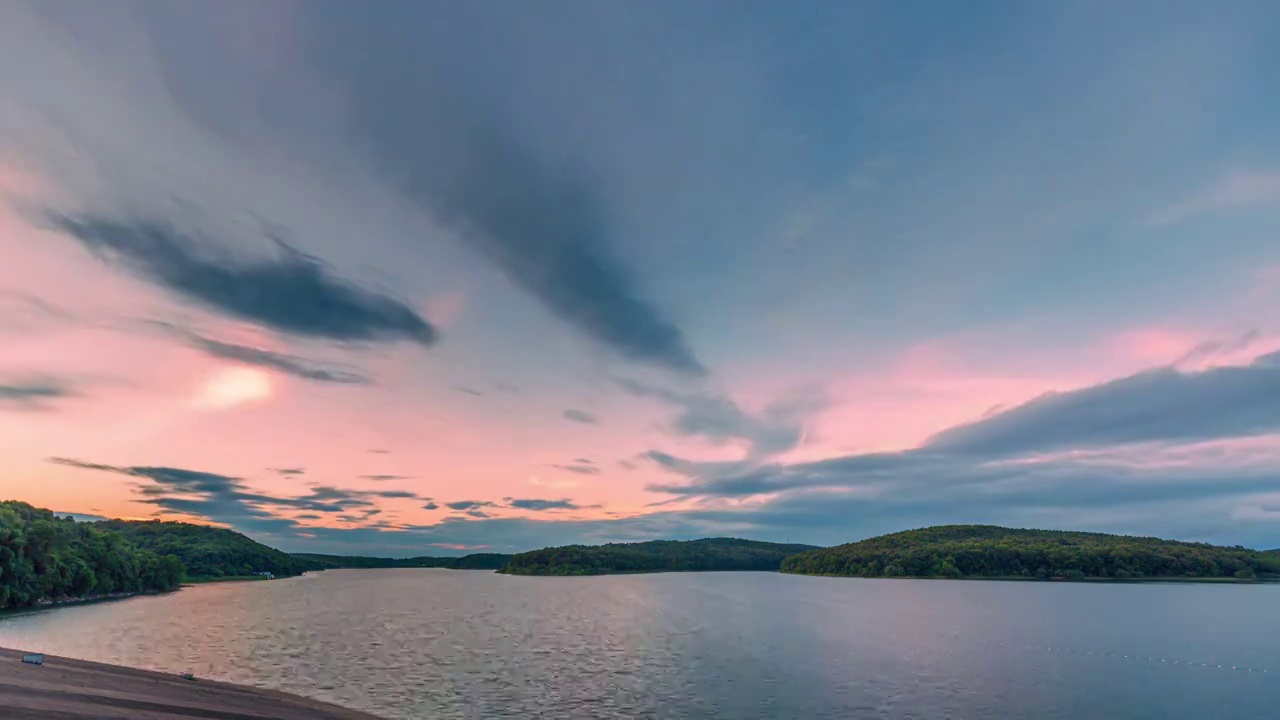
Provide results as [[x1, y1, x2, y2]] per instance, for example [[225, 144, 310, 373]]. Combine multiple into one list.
[[2, 1, 1278, 555]]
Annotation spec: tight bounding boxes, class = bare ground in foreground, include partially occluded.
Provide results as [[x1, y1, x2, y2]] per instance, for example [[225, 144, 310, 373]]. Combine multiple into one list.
[[0, 647, 383, 720]]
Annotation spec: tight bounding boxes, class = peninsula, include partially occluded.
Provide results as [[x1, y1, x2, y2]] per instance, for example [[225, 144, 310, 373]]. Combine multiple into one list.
[[781, 525, 1280, 581]]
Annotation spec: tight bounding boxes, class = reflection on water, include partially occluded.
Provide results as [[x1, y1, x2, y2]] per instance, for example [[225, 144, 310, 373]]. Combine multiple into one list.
[[1, 569, 1277, 719]]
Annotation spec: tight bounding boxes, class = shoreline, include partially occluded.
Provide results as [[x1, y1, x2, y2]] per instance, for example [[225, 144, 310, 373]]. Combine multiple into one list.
[[0, 646, 382, 719], [781, 571, 1280, 584]]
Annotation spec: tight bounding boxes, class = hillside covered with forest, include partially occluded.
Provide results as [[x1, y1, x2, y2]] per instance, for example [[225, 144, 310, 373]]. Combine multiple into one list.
[[292, 552, 512, 570], [0, 501, 183, 608], [498, 537, 820, 576], [781, 525, 1280, 581], [93, 519, 312, 579]]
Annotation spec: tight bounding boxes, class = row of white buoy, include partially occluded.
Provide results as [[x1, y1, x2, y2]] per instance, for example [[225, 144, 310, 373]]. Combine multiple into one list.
[[993, 641, 1271, 673]]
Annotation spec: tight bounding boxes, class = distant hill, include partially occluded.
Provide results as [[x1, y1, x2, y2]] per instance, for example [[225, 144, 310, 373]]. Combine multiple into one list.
[[1, 501, 183, 608], [94, 519, 311, 579], [781, 525, 1280, 581], [292, 552, 511, 570], [498, 537, 821, 576]]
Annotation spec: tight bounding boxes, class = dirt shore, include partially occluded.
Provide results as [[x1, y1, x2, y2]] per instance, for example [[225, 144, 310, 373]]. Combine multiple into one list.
[[0, 646, 384, 719]]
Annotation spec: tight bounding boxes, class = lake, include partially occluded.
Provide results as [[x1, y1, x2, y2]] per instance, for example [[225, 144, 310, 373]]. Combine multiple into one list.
[[0, 569, 1276, 719]]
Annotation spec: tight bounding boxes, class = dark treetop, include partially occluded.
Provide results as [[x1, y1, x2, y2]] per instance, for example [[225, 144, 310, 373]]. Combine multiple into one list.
[[92, 519, 312, 579], [291, 552, 512, 571], [498, 537, 820, 576], [781, 525, 1280, 581], [0, 501, 183, 608]]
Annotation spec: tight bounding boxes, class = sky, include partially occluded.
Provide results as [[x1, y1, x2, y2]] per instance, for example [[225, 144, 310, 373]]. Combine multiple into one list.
[[1, 0, 1279, 555]]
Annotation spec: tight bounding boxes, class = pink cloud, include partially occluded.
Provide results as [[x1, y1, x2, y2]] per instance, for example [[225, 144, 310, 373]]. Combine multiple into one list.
[[1108, 327, 1201, 366]]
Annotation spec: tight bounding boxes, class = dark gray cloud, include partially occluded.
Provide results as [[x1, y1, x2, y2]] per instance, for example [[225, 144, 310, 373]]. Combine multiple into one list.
[[445, 500, 498, 511], [269, 467, 306, 476], [0, 377, 73, 410], [0, 293, 79, 334], [508, 498, 580, 511], [641, 449, 747, 482], [465, 509, 492, 518], [295, 513, 322, 520], [619, 378, 826, 457], [636, 353, 1280, 548], [291, 6, 702, 375], [360, 474, 414, 482], [574, 458, 594, 464], [189, 336, 371, 385], [46, 212, 437, 346], [562, 409, 598, 424], [453, 385, 484, 396], [423, 502, 439, 511], [649, 351, 1280, 500], [927, 352, 1280, 456], [552, 464, 602, 476], [48, 458, 422, 533], [1174, 329, 1258, 367], [372, 490, 418, 499]]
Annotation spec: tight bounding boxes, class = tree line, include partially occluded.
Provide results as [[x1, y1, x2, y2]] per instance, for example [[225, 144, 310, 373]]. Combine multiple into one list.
[[292, 552, 512, 570], [781, 525, 1280, 581], [499, 537, 819, 576]]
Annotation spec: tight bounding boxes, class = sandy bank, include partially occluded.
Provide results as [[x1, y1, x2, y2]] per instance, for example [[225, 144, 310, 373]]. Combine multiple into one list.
[[0, 647, 383, 719]]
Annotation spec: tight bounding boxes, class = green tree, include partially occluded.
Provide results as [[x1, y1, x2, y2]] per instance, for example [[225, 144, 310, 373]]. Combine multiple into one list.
[[0, 501, 184, 609]]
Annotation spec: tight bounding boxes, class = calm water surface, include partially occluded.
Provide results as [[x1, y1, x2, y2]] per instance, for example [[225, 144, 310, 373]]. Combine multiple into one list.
[[0, 569, 1276, 719]]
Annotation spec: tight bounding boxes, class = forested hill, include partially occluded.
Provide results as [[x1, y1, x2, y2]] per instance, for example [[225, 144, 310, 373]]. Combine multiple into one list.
[[292, 552, 512, 570], [93, 519, 311, 579], [781, 525, 1280, 581], [1, 501, 183, 608], [498, 537, 821, 576]]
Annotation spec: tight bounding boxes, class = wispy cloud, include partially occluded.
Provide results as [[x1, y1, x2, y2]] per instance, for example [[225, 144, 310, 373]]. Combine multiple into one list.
[[645, 350, 1280, 549], [551, 463, 601, 476], [562, 409, 598, 424], [46, 213, 438, 346], [188, 336, 371, 385], [0, 377, 75, 411], [289, 6, 704, 375], [508, 498, 579, 511], [619, 378, 827, 458], [444, 500, 498, 511], [48, 457, 425, 534], [928, 351, 1280, 456], [269, 467, 306, 476], [1151, 172, 1280, 224]]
